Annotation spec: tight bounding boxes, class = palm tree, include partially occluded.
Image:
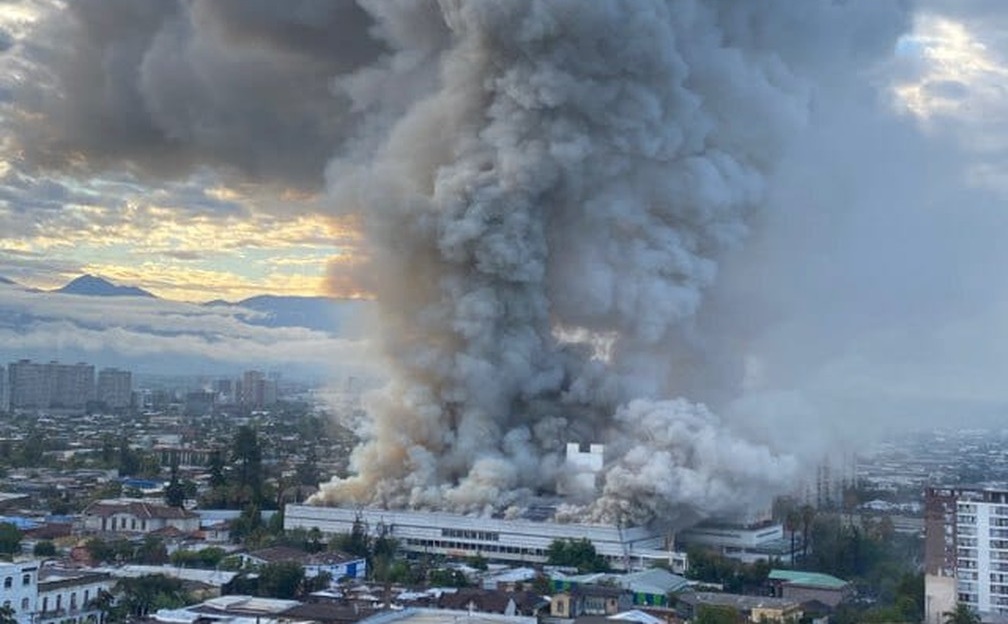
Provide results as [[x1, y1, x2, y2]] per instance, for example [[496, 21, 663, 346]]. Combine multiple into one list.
[[800, 504, 815, 559], [944, 602, 981, 624], [785, 509, 800, 566], [88, 589, 115, 624]]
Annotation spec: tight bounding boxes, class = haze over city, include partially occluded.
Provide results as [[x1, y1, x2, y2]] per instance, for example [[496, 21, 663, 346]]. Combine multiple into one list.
[[0, 3, 1007, 624], [0, 0, 1006, 538]]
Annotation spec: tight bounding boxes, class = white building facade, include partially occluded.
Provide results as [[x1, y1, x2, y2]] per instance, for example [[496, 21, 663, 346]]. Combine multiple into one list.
[[0, 561, 39, 624], [925, 486, 1008, 620], [36, 571, 112, 624], [284, 505, 668, 570]]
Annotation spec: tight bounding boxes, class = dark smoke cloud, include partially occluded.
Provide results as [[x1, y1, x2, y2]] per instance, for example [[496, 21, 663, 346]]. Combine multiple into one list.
[[8, 0, 385, 186], [312, 0, 913, 526]]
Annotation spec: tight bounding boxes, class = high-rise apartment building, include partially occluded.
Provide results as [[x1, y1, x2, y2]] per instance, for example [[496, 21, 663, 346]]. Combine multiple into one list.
[[0, 364, 8, 412], [239, 370, 277, 409], [97, 368, 132, 410], [925, 486, 1008, 622], [7, 360, 95, 412]]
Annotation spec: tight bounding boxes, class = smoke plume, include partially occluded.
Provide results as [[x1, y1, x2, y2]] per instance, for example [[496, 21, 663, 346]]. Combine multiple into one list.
[[4, 0, 914, 526], [313, 0, 910, 526]]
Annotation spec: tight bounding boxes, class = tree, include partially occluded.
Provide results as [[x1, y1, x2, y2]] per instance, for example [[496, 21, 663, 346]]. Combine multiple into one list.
[[115, 575, 187, 618], [165, 461, 186, 508], [546, 538, 609, 573], [944, 603, 981, 624], [231, 426, 263, 504], [257, 561, 305, 599], [88, 589, 115, 624], [0, 604, 16, 624], [785, 508, 801, 566], [429, 568, 470, 588], [0, 522, 22, 557], [695, 604, 740, 624], [33, 540, 56, 557], [136, 536, 169, 565]]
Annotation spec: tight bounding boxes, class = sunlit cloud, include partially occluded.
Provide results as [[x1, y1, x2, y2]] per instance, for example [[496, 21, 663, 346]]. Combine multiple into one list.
[[894, 14, 1008, 121]]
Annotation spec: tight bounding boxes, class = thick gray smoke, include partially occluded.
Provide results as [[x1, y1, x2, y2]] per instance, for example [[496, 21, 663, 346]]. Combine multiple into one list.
[[4, 0, 913, 527], [313, 0, 910, 526]]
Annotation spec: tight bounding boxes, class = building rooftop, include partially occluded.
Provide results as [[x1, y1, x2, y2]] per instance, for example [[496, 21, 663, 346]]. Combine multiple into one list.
[[768, 570, 849, 590]]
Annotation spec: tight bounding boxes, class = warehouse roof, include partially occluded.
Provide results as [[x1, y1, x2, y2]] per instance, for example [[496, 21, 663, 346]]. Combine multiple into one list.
[[768, 570, 849, 590]]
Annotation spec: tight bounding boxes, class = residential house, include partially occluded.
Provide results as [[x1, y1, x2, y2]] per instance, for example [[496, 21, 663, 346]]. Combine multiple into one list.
[[675, 592, 802, 623], [241, 546, 367, 581], [766, 570, 851, 608], [36, 569, 113, 624], [550, 586, 634, 619], [81, 499, 200, 535], [0, 560, 38, 624]]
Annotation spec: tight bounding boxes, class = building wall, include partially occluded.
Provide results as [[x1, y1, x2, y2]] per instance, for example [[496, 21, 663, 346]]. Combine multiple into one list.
[[285, 505, 665, 570], [0, 561, 39, 624], [0, 365, 8, 412], [83, 511, 200, 534], [925, 574, 957, 624], [779, 585, 846, 608], [37, 576, 112, 624], [96, 369, 132, 410]]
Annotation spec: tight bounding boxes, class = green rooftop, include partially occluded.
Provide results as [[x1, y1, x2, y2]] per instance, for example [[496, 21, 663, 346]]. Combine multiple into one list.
[[768, 569, 849, 590]]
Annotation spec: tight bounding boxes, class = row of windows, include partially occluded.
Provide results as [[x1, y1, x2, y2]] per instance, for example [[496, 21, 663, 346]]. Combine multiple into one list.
[[960, 515, 977, 525], [959, 548, 977, 559], [3, 574, 32, 588], [407, 538, 545, 557], [1, 598, 29, 612], [993, 540, 1008, 550], [40, 589, 92, 613], [959, 558, 978, 569], [101, 517, 149, 531], [440, 529, 499, 542]]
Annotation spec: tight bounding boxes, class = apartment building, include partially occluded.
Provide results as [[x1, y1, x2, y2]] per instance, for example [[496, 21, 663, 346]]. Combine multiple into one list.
[[0, 561, 39, 624], [925, 485, 1008, 622], [96, 368, 132, 411]]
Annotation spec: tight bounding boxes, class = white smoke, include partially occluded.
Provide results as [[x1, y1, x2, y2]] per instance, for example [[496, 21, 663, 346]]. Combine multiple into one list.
[[313, 0, 909, 526]]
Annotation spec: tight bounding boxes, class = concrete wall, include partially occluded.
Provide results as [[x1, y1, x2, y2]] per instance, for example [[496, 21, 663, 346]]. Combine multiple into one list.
[[925, 574, 957, 624]]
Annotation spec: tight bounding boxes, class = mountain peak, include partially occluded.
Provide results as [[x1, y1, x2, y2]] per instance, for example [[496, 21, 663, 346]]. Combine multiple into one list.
[[56, 274, 156, 298]]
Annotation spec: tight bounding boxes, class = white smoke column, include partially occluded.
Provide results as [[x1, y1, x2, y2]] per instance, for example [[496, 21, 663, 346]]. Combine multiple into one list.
[[315, 0, 905, 525]]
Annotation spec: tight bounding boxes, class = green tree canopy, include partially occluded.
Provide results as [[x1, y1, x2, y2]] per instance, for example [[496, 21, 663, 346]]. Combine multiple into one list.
[[0, 522, 22, 557], [257, 561, 305, 599], [546, 538, 609, 573], [33, 540, 56, 557], [944, 603, 981, 624]]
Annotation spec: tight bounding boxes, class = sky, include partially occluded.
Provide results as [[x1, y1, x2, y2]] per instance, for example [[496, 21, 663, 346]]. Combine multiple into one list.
[[0, 0, 1005, 434], [0, 1, 1000, 303]]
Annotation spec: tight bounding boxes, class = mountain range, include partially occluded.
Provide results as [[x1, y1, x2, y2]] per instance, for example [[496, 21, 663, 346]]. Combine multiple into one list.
[[0, 274, 373, 374]]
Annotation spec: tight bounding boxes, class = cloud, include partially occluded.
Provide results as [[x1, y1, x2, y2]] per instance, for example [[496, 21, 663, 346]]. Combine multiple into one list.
[[0, 282, 375, 376]]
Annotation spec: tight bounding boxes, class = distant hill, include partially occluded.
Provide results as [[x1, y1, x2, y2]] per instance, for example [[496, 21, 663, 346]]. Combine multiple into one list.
[[54, 274, 156, 298], [208, 295, 372, 337]]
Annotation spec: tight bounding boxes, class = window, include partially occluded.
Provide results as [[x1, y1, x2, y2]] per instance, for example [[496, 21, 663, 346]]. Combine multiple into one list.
[[84, 590, 89, 603], [56, 595, 61, 610], [42, 597, 48, 612], [3, 577, 11, 588], [70, 593, 77, 609], [22, 574, 29, 585], [20, 598, 27, 611]]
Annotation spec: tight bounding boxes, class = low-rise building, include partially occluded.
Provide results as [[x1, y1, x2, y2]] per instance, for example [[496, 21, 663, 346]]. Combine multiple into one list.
[[550, 586, 633, 619], [36, 569, 112, 624], [767, 569, 851, 607], [676, 592, 802, 623], [241, 546, 367, 581], [0, 561, 38, 624], [81, 499, 200, 535]]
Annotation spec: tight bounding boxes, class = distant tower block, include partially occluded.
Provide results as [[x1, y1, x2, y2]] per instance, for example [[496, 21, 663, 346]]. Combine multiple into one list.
[[559, 442, 605, 496]]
